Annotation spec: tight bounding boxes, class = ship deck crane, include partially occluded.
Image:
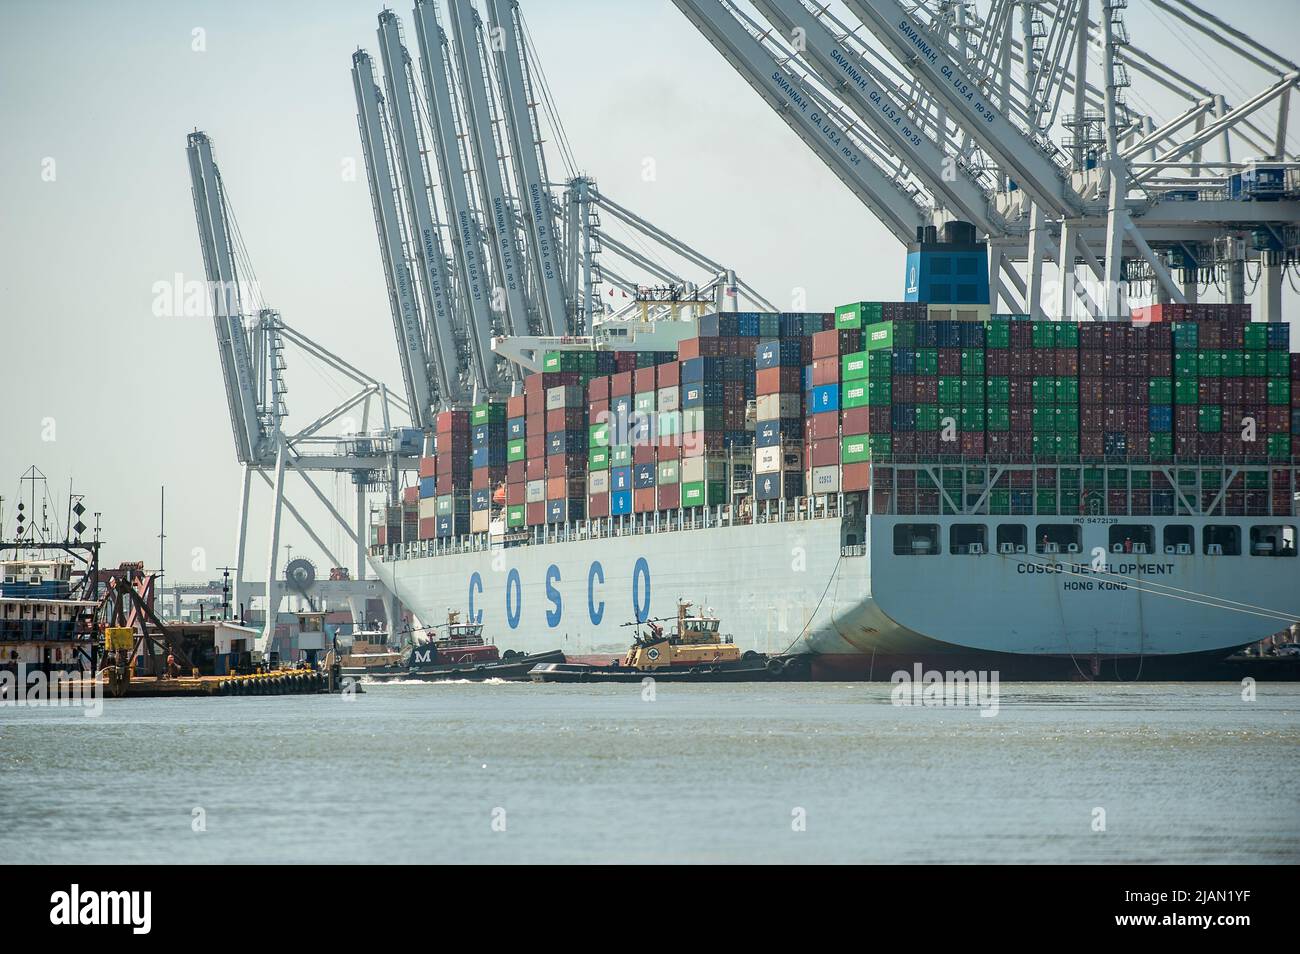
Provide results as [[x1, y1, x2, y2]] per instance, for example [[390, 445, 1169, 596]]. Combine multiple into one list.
[[671, 0, 930, 245], [445, 0, 535, 345], [375, 11, 467, 408], [485, 0, 571, 337], [352, 50, 437, 426], [413, 0, 501, 397]]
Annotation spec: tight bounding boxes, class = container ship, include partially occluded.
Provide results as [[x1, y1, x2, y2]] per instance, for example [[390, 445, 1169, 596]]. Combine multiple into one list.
[[371, 226, 1300, 679]]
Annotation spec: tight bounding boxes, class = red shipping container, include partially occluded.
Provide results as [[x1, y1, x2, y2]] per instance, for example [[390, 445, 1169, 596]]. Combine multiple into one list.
[[402, 485, 419, 504], [507, 460, 525, 483], [546, 476, 567, 499], [678, 337, 700, 360], [811, 329, 841, 359], [842, 462, 871, 492], [546, 452, 585, 475], [633, 443, 656, 464], [916, 377, 938, 403], [507, 394, 526, 418], [810, 439, 840, 468], [657, 362, 680, 387], [506, 482, 525, 506], [634, 487, 656, 512], [656, 483, 680, 510], [611, 371, 633, 397], [546, 407, 586, 432], [1054, 350, 1079, 376], [419, 456, 436, 478], [526, 501, 546, 526], [960, 432, 985, 455], [526, 434, 545, 459], [417, 517, 437, 541], [810, 410, 842, 440], [526, 457, 546, 481], [634, 367, 657, 393], [985, 349, 1011, 375], [589, 376, 610, 402], [588, 492, 610, 518], [589, 398, 610, 421], [757, 366, 803, 394], [526, 409, 545, 436], [436, 409, 469, 433]]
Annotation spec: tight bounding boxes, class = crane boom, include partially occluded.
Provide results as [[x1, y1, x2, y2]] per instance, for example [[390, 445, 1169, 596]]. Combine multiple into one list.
[[375, 11, 466, 408], [671, 0, 928, 244], [750, 0, 1005, 236], [445, 0, 533, 343], [840, 0, 1084, 217], [352, 49, 434, 426], [484, 0, 570, 336], [413, 0, 498, 396], [186, 131, 265, 463]]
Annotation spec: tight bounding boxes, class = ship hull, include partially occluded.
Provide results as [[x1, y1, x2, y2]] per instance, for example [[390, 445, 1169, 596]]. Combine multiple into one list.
[[374, 512, 1298, 680]]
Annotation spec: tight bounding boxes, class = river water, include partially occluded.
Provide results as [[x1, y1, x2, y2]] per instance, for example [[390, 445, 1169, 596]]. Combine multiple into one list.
[[2, 681, 1296, 864]]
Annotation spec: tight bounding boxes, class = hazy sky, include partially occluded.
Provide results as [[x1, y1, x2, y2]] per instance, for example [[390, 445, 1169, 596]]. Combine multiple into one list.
[[2, 0, 1297, 581]]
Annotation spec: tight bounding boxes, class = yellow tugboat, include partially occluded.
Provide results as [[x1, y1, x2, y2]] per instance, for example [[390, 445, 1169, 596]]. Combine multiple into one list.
[[530, 600, 806, 683]]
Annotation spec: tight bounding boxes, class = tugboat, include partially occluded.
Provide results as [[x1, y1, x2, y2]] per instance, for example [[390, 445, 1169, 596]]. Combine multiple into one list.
[[351, 610, 564, 682], [529, 600, 805, 683], [339, 627, 405, 674]]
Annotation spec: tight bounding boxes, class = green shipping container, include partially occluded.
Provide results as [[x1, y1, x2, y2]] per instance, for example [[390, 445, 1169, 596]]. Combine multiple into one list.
[[471, 402, 506, 425], [841, 381, 870, 409], [915, 348, 938, 375], [589, 447, 610, 470], [681, 480, 725, 508], [1268, 434, 1291, 459], [507, 504, 525, 528], [657, 459, 680, 484], [1268, 351, 1290, 375], [916, 404, 939, 430], [1174, 378, 1199, 404], [986, 320, 1011, 349], [960, 350, 985, 375], [634, 391, 656, 414], [507, 438, 526, 463], [1197, 405, 1222, 433], [835, 302, 877, 329], [986, 376, 1010, 404], [986, 405, 1010, 431], [1148, 432, 1173, 457], [868, 349, 893, 375], [1033, 377, 1056, 403], [1243, 352, 1268, 376], [841, 351, 869, 381], [841, 434, 871, 463], [589, 422, 610, 447], [1148, 377, 1173, 404], [863, 320, 894, 351], [1244, 324, 1268, 349], [961, 378, 985, 403], [989, 489, 1011, 514], [867, 380, 892, 406], [610, 445, 632, 467], [1267, 378, 1291, 404]]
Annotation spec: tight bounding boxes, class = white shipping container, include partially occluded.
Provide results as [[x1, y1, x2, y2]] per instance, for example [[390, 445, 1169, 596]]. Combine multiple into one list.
[[754, 446, 782, 474], [656, 386, 680, 412], [471, 510, 490, 533], [755, 393, 801, 420], [681, 455, 726, 484], [418, 497, 438, 520], [546, 384, 583, 410], [588, 470, 610, 494], [526, 479, 546, 503], [809, 465, 841, 494]]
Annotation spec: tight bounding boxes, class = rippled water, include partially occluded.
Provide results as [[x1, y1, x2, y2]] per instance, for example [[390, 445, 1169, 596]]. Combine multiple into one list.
[[2, 681, 1297, 863]]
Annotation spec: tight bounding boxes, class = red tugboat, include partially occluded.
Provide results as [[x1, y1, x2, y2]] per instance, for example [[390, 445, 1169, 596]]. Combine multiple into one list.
[[347, 610, 564, 682]]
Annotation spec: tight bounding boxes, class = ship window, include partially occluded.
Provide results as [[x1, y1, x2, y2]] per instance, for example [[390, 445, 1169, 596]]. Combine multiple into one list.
[[894, 523, 939, 555], [996, 524, 1027, 553], [1108, 525, 1154, 554], [950, 524, 987, 554], [1250, 525, 1296, 557], [1163, 525, 1195, 554], [1035, 524, 1080, 554], [1203, 525, 1240, 556]]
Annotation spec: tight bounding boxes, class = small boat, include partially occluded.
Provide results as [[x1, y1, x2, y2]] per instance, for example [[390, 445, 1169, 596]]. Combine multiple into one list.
[[530, 600, 806, 683], [350, 610, 564, 682]]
